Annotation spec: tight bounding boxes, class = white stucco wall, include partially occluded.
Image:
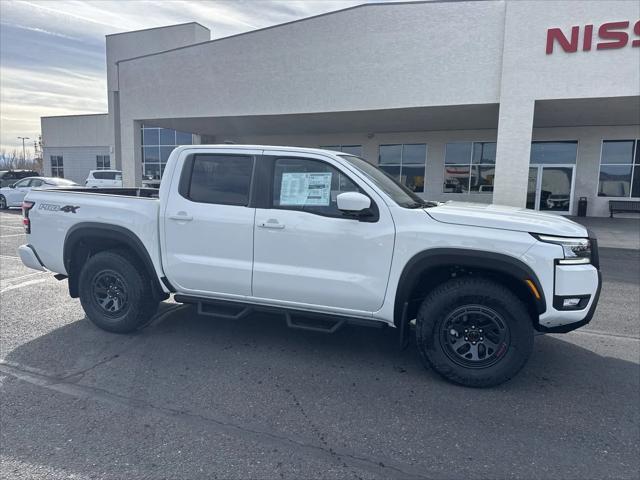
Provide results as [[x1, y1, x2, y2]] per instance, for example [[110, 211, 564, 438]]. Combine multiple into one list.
[[106, 22, 211, 169], [41, 114, 111, 184], [41, 114, 110, 148], [493, 0, 640, 206], [42, 146, 111, 185], [40, 0, 640, 216]]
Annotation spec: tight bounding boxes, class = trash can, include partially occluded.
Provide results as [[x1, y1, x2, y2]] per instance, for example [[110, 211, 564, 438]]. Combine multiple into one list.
[[577, 196, 588, 217]]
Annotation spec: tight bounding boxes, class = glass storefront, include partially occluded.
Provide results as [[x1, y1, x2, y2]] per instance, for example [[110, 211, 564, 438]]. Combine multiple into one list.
[[597, 139, 640, 198], [443, 142, 496, 194], [141, 125, 194, 181], [319, 145, 364, 157], [379, 144, 426, 193]]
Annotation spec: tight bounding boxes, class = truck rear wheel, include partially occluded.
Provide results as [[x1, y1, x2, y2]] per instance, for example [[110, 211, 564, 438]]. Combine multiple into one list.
[[415, 277, 533, 387], [78, 250, 159, 333]]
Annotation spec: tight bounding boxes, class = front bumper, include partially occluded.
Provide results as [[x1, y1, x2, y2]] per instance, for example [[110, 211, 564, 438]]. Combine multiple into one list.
[[18, 244, 47, 272], [537, 270, 602, 333]]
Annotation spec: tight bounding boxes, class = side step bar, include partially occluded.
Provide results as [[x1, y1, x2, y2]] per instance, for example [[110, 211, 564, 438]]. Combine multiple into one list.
[[174, 294, 384, 334]]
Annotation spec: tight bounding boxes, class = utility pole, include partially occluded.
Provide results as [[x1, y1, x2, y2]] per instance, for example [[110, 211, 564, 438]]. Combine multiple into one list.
[[17, 136, 30, 161]]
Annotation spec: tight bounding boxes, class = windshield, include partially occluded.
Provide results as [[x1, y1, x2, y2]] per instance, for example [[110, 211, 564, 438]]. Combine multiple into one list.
[[339, 155, 435, 208]]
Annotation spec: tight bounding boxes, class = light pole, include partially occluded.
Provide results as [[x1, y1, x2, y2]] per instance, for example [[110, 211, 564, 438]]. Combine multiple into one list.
[[17, 136, 30, 161]]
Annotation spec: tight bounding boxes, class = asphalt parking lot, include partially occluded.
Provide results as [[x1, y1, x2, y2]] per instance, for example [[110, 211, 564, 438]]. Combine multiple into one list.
[[1, 209, 638, 479]]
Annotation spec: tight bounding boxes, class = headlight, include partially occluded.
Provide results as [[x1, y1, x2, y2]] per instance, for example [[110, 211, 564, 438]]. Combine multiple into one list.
[[533, 234, 591, 265]]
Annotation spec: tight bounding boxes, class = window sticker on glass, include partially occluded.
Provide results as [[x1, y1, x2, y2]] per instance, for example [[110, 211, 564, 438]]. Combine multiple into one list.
[[280, 172, 332, 206]]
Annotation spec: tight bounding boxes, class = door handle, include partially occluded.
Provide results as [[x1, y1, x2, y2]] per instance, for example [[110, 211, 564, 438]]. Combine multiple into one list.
[[258, 220, 285, 229], [169, 213, 193, 221]]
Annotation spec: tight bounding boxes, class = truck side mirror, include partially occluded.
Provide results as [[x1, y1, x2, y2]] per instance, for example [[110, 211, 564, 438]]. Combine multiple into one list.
[[336, 192, 371, 213]]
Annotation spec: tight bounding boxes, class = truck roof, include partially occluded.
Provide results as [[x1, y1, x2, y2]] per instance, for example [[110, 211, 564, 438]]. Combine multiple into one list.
[[172, 144, 355, 156]]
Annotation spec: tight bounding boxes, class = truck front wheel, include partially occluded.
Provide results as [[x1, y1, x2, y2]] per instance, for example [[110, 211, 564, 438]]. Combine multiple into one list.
[[78, 250, 159, 333], [416, 277, 533, 387]]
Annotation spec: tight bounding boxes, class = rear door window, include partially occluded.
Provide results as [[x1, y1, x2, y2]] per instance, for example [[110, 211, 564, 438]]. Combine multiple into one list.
[[93, 172, 117, 180], [180, 154, 254, 206]]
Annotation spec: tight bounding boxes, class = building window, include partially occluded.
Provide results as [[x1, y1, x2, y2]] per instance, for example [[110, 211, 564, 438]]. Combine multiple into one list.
[[96, 155, 110, 170], [50, 156, 64, 177], [142, 125, 193, 181], [379, 144, 426, 193], [530, 141, 578, 164], [319, 145, 364, 157], [444, 142, 495, 193], [598, 139, 640, 198]]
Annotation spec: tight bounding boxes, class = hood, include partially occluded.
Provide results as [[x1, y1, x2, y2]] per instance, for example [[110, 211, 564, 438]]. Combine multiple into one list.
[[426, 201, 588, 237]]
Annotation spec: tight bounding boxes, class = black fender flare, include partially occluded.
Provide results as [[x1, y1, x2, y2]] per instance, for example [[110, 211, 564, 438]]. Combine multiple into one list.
[[63, 222, 168, 298], [394, 248, 547, 327]]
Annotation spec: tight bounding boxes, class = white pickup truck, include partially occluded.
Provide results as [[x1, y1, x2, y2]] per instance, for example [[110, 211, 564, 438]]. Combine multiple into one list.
[[18, 145, 601, 387]]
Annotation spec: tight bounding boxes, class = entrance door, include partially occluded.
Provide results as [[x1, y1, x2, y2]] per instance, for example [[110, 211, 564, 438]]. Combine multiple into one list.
[[526, 165, 575, 214]]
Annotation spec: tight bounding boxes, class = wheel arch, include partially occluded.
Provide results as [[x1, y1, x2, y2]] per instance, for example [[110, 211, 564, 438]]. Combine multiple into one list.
[[394, 249, 546, 329], [63, 222, 167, 299]]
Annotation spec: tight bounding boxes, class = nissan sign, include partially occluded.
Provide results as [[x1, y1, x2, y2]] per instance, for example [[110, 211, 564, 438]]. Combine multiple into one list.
[[546, 20, 640, 54]]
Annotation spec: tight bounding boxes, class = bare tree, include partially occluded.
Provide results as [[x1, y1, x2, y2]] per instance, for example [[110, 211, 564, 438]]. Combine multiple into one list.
[[0, 141, 42, 172]]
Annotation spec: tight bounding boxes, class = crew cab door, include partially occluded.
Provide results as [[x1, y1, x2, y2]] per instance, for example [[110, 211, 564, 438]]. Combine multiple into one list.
[[252, 153, 395, 313], [162, 149, 259, 296]]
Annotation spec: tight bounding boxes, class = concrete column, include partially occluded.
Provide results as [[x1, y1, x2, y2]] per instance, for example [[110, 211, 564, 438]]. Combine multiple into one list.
[[120, 120, 142, 187], [492, 100, 535, 208], [108, 91, 121, 170]]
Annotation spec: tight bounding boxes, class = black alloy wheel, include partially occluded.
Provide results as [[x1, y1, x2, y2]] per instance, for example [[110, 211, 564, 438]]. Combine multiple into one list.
[[91, 270, 129, 316], [440, 304, 510, 369]]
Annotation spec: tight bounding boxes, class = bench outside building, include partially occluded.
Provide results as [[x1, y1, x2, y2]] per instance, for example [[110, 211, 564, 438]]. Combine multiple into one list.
[[609, 200, 640, 218]]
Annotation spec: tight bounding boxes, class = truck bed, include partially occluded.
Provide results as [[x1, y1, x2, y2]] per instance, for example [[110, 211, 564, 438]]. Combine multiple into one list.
[[24, 187, 162, 277]]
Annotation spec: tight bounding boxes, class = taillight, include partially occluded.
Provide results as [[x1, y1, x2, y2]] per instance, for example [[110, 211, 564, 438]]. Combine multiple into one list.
[[22, 201, 35, 234]]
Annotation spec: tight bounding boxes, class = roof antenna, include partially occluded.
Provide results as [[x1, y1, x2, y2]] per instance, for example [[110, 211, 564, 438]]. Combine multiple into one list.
[[223, 140, 235, 144]]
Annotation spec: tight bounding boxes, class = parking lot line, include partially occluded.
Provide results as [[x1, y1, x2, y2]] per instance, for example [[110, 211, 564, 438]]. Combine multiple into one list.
[[2, 271, 48, 283], [1, 278, 47, 294], [572, 329, 640, 341]]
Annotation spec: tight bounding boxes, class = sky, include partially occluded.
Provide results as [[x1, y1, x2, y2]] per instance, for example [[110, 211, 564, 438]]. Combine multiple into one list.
[[0, 0, 390, 156]]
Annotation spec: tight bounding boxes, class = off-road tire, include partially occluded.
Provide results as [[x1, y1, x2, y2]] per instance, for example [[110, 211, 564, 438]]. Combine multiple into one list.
[[416, 277, 534, 387], [79, 250, 159, 333]]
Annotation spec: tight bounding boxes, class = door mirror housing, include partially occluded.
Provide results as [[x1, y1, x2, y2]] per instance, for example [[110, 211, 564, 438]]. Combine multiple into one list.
[[337, 192, 371, 213], [9, 183, 16, 188]]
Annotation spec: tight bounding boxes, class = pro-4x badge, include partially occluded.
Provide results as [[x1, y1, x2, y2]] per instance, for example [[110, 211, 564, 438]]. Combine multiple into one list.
[[60, 205, 80, 213]]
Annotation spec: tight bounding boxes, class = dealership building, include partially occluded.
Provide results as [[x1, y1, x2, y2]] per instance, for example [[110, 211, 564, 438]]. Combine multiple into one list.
[[41, 0, 640, 216]]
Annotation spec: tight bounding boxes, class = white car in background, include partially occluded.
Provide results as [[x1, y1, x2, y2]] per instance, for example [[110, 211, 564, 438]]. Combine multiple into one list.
[[85, 170, 123, 188], [0, 176, 78, 209]]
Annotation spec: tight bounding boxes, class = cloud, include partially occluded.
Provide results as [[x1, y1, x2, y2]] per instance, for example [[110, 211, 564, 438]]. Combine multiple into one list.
[[0, 0, 395, 153]]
